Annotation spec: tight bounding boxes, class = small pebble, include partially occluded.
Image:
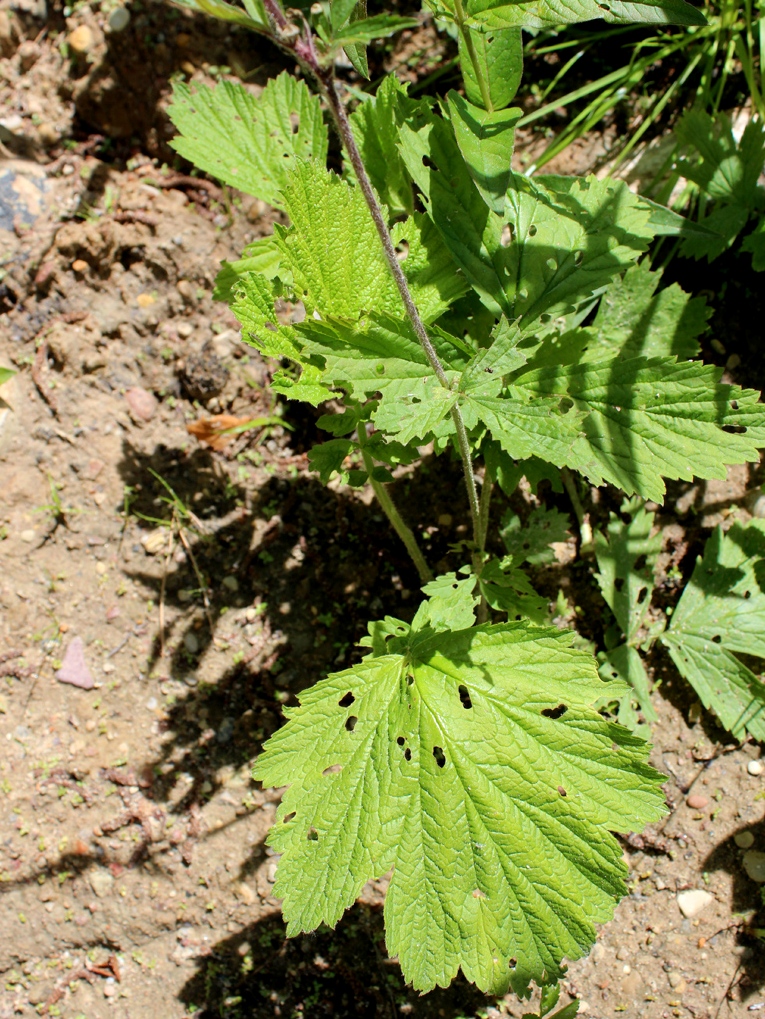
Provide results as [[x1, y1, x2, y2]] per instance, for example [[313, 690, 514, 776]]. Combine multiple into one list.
[[183, 632, 199, 654], [735, 831, 755, 849], [146, 697, 158, 710], [125, 386, 158, 423], [677, 889, 714, 918], [686, 794, 708, 810], [67, 24, 94, 55], [55, 636, 95, 690], [748, 760, 764, 776], [72, 259, 88, 273], [222, 576, 238, 592], [743, 850, 765, 882], [89, 868, 114, 898], [107, 5, 130, 30], [615, 946, 630, 960], [20, 529, 35, 542]]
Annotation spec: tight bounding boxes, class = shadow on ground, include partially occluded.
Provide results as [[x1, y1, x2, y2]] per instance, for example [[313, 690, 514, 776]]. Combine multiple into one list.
[[178, 903, 492, 1019]]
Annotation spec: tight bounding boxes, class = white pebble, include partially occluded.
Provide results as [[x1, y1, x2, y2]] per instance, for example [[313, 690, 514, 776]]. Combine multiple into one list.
[[677, 889, 714, 918], [748, 760, 764, 776]]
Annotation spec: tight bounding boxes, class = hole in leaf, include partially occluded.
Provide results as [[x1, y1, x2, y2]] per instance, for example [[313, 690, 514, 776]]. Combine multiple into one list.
[[559, 396, 574, 414], [745, 590, 752, 599], [574, 250, 584, 265], [558, 785, 567, 797], [322, 764, 342, 776], [509, 958, 517, 969], [614, 577, 625, 592], [345, 716, 358, 731], [732, 400, 739, 410], [723, 424, 747, 434], [395, 240, 409, 261], [404, 747, 412, 761], [501, 223, 513, 247], [338, 691, 355, 708], [546, 257, 557, 271], [397, 736, 405, 746], [712, 634, 722, 643], [406, 674, 414, 686], [458, 685, 473, 709], [528, 224, 538, 237], [542, 703, 568, 719], [634, 554, 648, 572], [283, 811, 296, 823], [422, 155, 437, 170], [307, 827, 319, 840], [433, 746, 446, 768]]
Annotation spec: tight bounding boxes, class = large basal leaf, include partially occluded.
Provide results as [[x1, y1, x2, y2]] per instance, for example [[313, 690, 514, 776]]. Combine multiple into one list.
[[458, 0, 705, 29], [584, 261, 709, 362], [397, 103, 652, 326], [663, 521, 765, 740], [255, 619, 665, 994], [513, 356, 765, 502], [168, 73, 327, 211]]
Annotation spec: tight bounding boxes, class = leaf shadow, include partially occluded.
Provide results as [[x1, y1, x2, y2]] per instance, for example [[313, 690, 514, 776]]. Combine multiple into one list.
[[177, 902, 493, 1019]]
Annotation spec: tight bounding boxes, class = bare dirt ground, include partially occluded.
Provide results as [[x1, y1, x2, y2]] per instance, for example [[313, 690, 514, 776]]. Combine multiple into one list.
[[3, 2, 765, 1018]]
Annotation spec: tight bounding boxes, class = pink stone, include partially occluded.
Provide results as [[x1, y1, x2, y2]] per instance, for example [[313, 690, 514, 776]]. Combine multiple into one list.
[[687, 794, 709, 810], [125, 386, 157, 422], [55, 636, 95, 689]]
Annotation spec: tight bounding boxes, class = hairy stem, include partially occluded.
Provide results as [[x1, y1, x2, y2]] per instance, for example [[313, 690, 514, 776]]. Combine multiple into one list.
[[317, 69, 483, 554], [453, 0, 493, 112], [359, 446, 433, 584], [561, 466, 593, 555], [478, 474, 493, 555]]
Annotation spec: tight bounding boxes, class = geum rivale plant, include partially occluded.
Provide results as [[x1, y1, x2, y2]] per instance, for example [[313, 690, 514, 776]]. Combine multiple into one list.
[[167, 0, 765, 1001]]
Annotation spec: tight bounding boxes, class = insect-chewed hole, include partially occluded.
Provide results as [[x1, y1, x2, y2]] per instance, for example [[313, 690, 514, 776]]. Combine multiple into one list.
[[345, 715, 358, 732], [406, 674, 414, 686], [542, 703, 568, 719], [404, 748, 412, 761], [422, 155, 437, 170], [723, 424, 747, 434], [712, 634, 722, 643], [458, 684, 473, 709], [396, 736, 405, 746], [558, 785, 567, 797], [433, 746, 446, 768], [283, 811, 296, 823], [614, 576, 625, 592], [501, 223, 513, 247], [745, 590, 752, 599], [528, 224, 538, 237], [509, 958, 517, 969], [395, 240, 410, 261], [322, 764, 342, 776], [307, 827, 319, 841], [338, 691, 355, 708]]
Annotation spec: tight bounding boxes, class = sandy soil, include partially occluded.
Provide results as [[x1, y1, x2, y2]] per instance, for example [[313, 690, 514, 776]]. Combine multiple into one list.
[[2, 2, 765, 1018]]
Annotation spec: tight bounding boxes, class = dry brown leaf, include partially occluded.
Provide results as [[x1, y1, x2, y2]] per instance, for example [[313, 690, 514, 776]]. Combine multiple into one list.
[[186, 414, 253, 451]]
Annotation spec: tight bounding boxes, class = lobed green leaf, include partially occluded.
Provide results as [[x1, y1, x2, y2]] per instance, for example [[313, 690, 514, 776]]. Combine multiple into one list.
[[255, 620, 665, 994]]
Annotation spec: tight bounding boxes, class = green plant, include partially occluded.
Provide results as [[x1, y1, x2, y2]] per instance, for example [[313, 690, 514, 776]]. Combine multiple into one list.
[[166, 0, 765, 1002], [516, 0, 764, 186]]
